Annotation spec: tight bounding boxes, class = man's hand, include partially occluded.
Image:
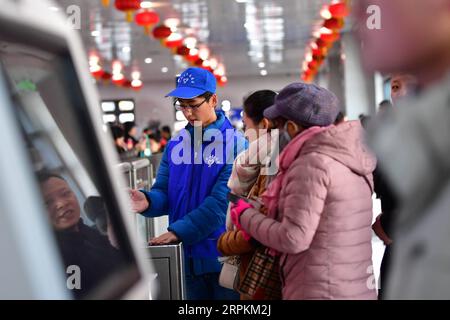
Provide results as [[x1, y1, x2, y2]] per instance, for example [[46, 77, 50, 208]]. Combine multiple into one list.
[[372, 214, 392, 246], [129, 189, 150, 213], [149, 232, 179, 246]]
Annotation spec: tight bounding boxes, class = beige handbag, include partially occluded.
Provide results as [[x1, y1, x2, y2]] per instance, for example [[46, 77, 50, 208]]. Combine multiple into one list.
[[218, 255, 240, 290]]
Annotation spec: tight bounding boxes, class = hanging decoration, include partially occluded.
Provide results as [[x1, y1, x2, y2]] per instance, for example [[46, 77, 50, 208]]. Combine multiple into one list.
[[114, 0, 141, 23], [301, 0, 349, 83], [135, 9, 159, 35], [148, 22, 228, 86]]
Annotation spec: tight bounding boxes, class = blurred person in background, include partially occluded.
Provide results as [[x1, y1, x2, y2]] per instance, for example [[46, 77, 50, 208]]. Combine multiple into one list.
[[109, 124, 127, 155], [229, 83, 377, 300], [123, 122, 139, 151], [160, 125, 172, 149], [355, 0, 450, 299], [372, 75, 416, 299]]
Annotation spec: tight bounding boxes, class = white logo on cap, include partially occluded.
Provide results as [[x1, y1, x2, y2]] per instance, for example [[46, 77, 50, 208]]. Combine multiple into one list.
[[178, 72, 196, 85]]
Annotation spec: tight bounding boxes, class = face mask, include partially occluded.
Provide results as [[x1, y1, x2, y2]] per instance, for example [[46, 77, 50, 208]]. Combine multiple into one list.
[[279, 122, 292, 148]]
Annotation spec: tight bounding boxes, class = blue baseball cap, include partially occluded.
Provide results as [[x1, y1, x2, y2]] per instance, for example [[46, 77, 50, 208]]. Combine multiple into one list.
[[165, 67, 217, 99]]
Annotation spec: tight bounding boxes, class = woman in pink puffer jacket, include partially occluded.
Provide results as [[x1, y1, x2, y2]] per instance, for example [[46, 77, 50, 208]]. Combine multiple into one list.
[[232, 83, 378, 300]]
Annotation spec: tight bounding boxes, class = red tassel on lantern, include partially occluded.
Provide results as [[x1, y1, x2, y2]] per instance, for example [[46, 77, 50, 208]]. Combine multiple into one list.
[[115, 0, 141, 22], [135, 9, 160, 35]]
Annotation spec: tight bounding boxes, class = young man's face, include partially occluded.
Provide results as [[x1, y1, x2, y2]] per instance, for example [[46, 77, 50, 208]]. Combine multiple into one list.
[[355, 0, 450, 75], [177, 94, 217, 126], [41, 177, 81, 231]]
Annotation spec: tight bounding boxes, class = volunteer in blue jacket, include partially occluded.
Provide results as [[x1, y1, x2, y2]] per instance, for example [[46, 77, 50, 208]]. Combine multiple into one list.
[[129, 67, 247, 300]]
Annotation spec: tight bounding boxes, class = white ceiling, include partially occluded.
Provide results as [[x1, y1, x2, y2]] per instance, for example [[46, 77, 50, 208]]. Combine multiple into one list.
[[55, 0, 328, 82]]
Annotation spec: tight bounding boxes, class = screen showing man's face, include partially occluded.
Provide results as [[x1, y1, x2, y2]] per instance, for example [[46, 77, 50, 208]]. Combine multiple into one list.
[[42, 177, 81, 231]]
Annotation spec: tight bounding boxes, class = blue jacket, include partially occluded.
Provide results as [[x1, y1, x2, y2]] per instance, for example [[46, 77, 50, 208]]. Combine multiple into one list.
[[141, 111, 247, 276]]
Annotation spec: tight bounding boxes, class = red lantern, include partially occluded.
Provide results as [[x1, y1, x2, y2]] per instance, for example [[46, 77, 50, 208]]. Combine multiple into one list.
[[112, 74, 125, 86], [123, 80, 133, 88], [115, 0, 141, 22], [323, 17, 344, 31], [201, 65, 214, 73], [328, 2, 349, 18], [320, 31, 340, 43], [217, 76, 227, 87], [101, 72, 112, 83], [185, 53, 199, 63], [176, 46, 190, 56], [91, 68, 105, 79], [135, 9, 159, 35], [193, 58, 204, 67], [316, 38, 332, 49], [131, 81, 142, 90], [308, 60, 320, 71], [164, 36, 183, 49], [152, 25, 172, 39]]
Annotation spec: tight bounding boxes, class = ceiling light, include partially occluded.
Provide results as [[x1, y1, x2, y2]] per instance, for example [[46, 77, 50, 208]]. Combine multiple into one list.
[[140, 1, 153, 9], [184, 37, 197, 49], [131, 79, 143, 87], [209, 58, 218, 69], [91, 30, 100, 37], [165, 18, 180, 30], [161, 67, 169, 73], [258, 62, 265, 68], [260, 70, 268, 76], [145, 57, 153, 64], [199, 47, 210, 60], [131, 71, 141, 80], [320, 6, 332, 20]]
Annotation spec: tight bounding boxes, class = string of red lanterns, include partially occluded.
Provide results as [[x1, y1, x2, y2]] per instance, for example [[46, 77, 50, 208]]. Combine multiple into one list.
[[94, 0, 228, 87], [301, 0, 349, 83], [150, 22, 228, 86]]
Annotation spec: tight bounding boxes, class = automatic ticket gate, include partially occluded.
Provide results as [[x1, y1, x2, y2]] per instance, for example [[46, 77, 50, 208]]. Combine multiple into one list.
[[117, 158, 186, 300]]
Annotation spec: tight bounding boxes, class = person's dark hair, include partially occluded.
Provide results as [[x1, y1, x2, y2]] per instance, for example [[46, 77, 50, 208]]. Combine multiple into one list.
[[148, 133, 161, 143], [110, 124, 124, 140], [334, 111, 345, 125], [359, 114, 372, 129], [199, 91, 213, 101], [37, 170, 65, 184], [123, 121, 137, 140], [378, 100, 393, 111], [161, 125, 171, 135], [243, 90, 277, 124]]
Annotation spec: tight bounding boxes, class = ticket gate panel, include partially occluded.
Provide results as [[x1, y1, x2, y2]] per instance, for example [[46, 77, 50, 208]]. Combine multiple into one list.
[[145, 242, 185, 300]]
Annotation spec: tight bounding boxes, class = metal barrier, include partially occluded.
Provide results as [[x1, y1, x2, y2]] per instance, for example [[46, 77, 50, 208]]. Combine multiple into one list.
[[130, 159, 155, 245], [117, 157, 185, 300]]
